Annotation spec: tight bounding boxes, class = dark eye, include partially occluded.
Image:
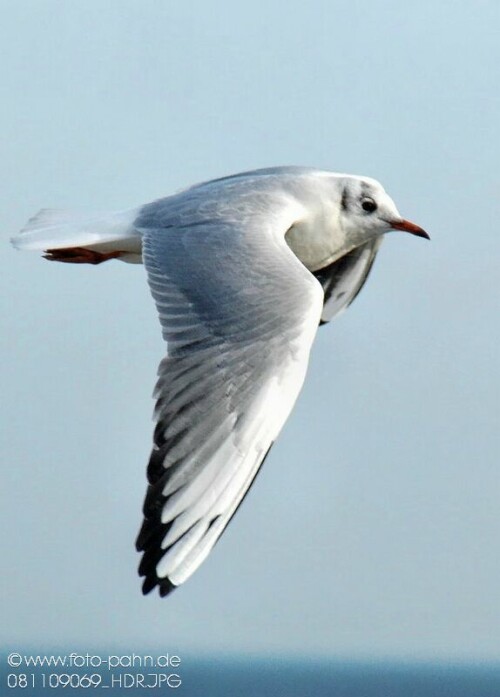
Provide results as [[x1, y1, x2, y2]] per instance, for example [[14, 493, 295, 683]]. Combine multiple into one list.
[[361, 198, 377, 213]]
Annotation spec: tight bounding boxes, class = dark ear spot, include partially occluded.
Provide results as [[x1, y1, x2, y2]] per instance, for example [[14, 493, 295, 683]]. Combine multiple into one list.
[[340, 187, 348, 211]]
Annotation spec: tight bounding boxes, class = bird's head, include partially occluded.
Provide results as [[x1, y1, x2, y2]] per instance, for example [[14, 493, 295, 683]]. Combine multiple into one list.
[[338, 176, 429, 242]]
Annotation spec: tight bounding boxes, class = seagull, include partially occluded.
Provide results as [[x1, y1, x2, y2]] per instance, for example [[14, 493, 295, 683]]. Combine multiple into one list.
[[11, 166, 429, 596]]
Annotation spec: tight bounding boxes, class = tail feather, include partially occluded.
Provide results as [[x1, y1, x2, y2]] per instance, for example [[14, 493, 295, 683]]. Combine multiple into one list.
[[23, 208, 109, 232], [11, 206, 143, 263]]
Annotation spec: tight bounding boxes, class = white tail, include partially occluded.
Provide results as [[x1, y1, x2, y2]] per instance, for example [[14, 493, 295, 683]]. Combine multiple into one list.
[[11, 207, 143, 263]]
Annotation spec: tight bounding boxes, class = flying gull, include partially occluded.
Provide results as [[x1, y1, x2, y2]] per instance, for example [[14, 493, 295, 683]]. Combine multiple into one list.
[[11, 166, 429, 596]]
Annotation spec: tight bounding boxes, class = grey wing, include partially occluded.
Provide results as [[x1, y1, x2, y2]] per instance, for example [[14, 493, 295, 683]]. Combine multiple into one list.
[[135, 215, 323, 596], [314, 238, 382, 324]]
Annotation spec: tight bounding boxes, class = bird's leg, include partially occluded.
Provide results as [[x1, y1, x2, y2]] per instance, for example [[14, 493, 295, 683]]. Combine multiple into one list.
[[43, 247, 126, 264]]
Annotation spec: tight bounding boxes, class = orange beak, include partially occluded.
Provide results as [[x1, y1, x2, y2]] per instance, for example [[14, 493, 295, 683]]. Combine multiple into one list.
[[390, 218, 430, 240]]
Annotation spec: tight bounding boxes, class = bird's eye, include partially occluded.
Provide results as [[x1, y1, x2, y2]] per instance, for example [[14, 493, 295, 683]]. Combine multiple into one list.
[[361, 198, 377, 213]]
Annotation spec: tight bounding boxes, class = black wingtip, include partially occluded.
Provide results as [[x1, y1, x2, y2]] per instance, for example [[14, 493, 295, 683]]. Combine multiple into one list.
[[136, 515, 174, 552], [159, 578, 177, 597], [141, 575, 177, 597], [141, 575, 158, 595]]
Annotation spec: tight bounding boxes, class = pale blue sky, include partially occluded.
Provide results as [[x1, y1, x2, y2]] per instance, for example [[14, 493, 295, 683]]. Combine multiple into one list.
[[1, 0, 499, 661]]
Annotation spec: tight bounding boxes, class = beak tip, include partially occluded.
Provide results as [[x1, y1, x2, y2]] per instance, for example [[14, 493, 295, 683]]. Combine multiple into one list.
[[417, 229, 431, 241], [391, 218, 430, 240]]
